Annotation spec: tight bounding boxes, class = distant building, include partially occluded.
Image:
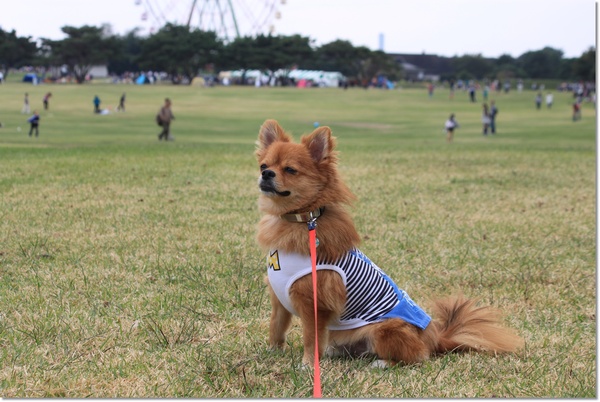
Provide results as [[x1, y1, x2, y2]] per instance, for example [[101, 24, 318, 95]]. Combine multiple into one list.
[[389, 53, 454, 81], [399, 61, 425, 81]]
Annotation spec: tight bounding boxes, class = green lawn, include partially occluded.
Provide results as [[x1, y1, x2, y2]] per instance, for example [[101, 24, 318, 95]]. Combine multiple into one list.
[[0, 82, 595, 397]]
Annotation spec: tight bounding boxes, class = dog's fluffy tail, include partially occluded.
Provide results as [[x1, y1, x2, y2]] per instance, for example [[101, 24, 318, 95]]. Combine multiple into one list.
[[430, 294, 524, 354]]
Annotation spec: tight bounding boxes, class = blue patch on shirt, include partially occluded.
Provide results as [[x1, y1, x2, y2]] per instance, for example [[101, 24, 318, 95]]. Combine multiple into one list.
[[379, 273, 431, 330]]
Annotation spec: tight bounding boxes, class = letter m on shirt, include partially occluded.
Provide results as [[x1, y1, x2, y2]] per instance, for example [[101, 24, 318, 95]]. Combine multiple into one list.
[[268, 251, 281, 271]]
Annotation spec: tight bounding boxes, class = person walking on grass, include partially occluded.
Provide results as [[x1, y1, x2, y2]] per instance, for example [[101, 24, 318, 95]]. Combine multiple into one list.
[[157, 98, 175, 141], [43, 92, 52, 111], [28, 111, 40, 137], [490, 100, 498, 134], [444, 113, 459, 142], [117, 93, 126, 112]]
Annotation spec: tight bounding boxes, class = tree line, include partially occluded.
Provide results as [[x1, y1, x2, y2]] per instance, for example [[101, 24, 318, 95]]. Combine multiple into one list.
[[444, 47, 595, 83], [0, 24, 595, 85]]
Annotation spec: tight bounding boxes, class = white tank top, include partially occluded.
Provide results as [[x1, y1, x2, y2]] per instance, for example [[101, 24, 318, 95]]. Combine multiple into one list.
[[266, 248, 431, 331]]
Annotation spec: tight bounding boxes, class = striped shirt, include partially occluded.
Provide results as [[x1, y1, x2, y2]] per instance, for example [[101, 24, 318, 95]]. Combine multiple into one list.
[[267, 248, 431, 331]]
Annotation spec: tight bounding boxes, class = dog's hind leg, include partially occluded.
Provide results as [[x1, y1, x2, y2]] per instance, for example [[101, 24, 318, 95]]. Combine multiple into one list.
[[369, 319, 438, 366]]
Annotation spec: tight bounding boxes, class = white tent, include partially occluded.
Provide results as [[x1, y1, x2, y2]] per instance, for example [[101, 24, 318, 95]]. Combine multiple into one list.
[[285, 70, 345, 87], [218, 69, 345, 87]]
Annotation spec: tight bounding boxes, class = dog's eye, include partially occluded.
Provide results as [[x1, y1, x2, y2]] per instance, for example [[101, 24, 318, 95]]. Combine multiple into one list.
[[284, 167, 297, 174], [260, 164, 267, 171]]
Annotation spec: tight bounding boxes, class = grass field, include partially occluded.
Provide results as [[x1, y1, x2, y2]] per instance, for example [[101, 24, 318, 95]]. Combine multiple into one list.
[[0, 81, 596, 398]]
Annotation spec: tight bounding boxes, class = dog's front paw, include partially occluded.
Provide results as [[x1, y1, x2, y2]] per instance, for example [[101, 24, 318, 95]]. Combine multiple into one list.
[[268, 339, 286, 351], [325, 345, 343, 358], [268, 345, 285, 355], [298, 353, 318, 370], [267, 342, 287, 356], [296, 361, 311, 371]]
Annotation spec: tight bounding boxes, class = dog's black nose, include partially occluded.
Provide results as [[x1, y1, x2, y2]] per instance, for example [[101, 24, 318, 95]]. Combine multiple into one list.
[[262, 169, 276, 179]]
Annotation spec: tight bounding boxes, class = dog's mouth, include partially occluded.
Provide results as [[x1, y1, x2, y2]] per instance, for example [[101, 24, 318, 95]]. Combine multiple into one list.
[[259, 181, 291, 197]]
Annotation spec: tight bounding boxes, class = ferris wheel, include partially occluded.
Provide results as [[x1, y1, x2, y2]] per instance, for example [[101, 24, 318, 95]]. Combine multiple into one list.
[[136, 0, 284, 42]]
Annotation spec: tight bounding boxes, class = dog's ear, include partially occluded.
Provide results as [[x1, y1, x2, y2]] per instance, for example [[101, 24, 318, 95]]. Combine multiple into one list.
[[302, 126, 334, 163], [257, 119, 291, 150]]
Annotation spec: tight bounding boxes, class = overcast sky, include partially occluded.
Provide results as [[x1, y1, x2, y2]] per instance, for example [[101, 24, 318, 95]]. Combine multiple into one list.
[[1, 0, 596, 58]]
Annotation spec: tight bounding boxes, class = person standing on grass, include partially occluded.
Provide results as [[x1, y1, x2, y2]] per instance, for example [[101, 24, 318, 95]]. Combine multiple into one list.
[[427, 82, 434, 98], [546, 93, 554, 109], [535, 92, 542, 110], [469, 83, 477, 103], [93, 95, 101, 113], [28, 111, 40, 137], [157, 98, 175, 141], [43, 92, 52, 111], [490, 100, 498, 134], [444, 113, 459, 142], [22, 92, 30, 114], [482, 103, 491, 135], [572, 101, 581, 121]]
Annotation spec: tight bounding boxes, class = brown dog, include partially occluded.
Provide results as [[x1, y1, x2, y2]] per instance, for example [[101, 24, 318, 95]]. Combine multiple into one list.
[[255, 119, 523, 367]]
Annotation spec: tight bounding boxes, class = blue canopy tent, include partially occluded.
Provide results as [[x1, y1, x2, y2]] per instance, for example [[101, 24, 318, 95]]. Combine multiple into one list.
[[136, 74, 150, 85], [22, 73, 40, 83]]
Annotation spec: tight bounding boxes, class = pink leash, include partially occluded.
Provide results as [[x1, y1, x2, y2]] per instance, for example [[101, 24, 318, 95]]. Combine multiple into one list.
[[308, 218, 322, 398]]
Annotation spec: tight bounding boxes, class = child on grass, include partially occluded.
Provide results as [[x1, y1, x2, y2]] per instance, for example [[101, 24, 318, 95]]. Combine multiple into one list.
[[28, 111, 40, 137], [444, 113, 459, 142]]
